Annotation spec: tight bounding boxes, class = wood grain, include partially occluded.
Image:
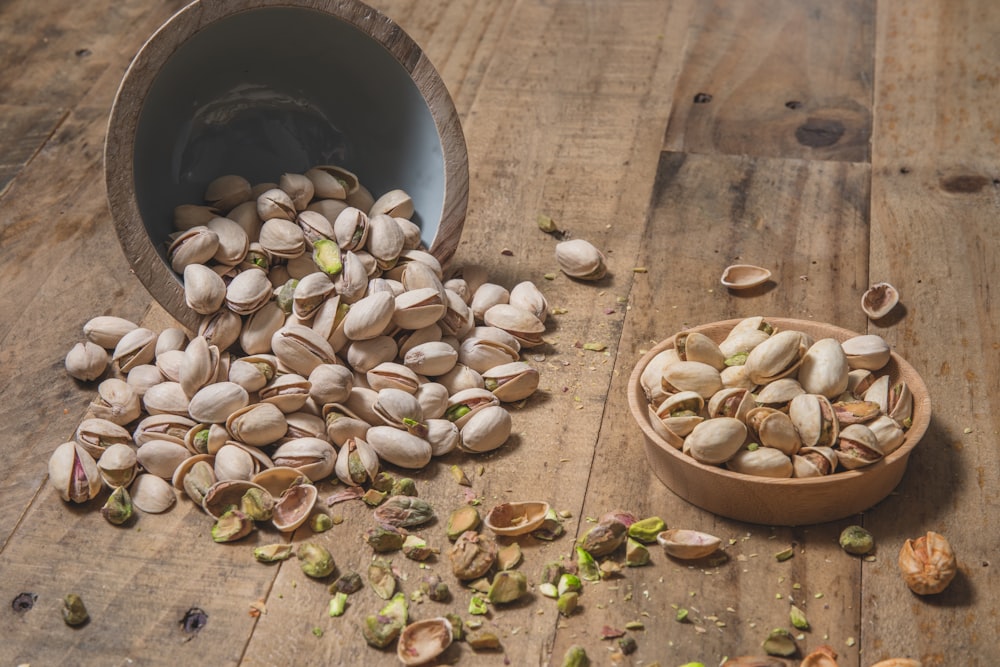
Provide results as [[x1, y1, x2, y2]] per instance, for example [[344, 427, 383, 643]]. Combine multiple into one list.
[[664, 0, 875, 163], [863, 0, 1000, 663], [551, 151, 872, 666]]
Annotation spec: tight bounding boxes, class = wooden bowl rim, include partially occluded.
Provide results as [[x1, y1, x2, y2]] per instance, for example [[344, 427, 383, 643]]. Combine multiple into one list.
[[105, 0, 468, 331], [627, 317, 931, 489]]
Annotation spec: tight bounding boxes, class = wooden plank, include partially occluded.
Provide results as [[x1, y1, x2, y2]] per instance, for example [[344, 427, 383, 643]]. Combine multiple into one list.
[[0, 105, 67, 195], [243, 1, 693, 665], [663, 0, 875, 163], [864, 1, 1000, 663], [551, 151, 873, 666]]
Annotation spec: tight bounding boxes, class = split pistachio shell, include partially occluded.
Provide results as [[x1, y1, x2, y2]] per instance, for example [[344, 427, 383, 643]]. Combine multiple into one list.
[[482, 304, 545, 348], [371, 189, 414, 219], [788, 393, 839, 448], [792, 446, 838, 477], [744, 330, 810, 385], [270, 437, 336, 481], [279, 172, 314, 210], [141, 381, 190, 417], [720, 264, 772, 290], [482, 362, 540, 402], [555, 238, 607, 280], [460, 405, 512, 453], [797, 338, 850, 398], [862, 282, 899, 319], [136, 439, 190, 479], [366, 213, 406, 268], [169, 226, 219, 273], [292, 272, 335, 320], [335, 436, 379, 486], [755, 377, 805, 410], [682, 417, 747, 465], [48, 442, 102, 503], [257, 188, 296, 221], [661, 361, 723, 399], [656, 529, 722, 560], [171, 454, 215, 500], [207, 216, 249, 265], [373, 388, 424, 429], [308, 363, 354, 405], [75, 418, 133, 457], [205, 174, 251, 210], [746, 407, 801, 455], [335, 251, 369, 302], [133, 414, 194, 447], [403, 341, 459, 376], [414, 383, 449, 420], [199, 309, 242, 351], [323, 403, 371, 446], [90, 378, 141, 425], [241, 302, 285, 355], [83, 316, 138, 349], [366, 426, 432, 469], [394, 287, 446, 330], [342, 291, 396, 341], [65, 341, 109, 381], [367, 362, 419, 394], [225, 268, 273, 315], [841, 334, 891, 371], [470, 283, 510, 323], [213, 443, 260, 481], [509, 281, 548, 323], [226, 402, 288, 447], [228, 356, 275, 393], [868, 414, 906, 455], [834, 423, 883, 469], [653, 391, 704, 438], [175, 204, 219, 230], [445, 388, 500, 429], [251, 466, 307, 497], [180, 336, 220, 398], [202, 479, 267, 518], [272, 483, 318, 532], [188, 382, 249, 424], [130, 473, 177, 513], [726, 447, 793, 478], [706, 387, 753, 422], [484, 501, 550, 536], [425, 419, 461, 456], [271, 325, 337, 375], [674, 331, 725, 370], [397, 617, 453, 666], [307, 165, 358, 199], [113, 328, 158, 372], [126, 364, 165, 397]]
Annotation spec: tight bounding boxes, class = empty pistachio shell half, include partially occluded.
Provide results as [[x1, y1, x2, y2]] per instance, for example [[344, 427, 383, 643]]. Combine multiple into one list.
[[720, 264, 772, 290], [862, 282, 899, 319], [656, 529, 722, 560], [484, 501, 550, 536]]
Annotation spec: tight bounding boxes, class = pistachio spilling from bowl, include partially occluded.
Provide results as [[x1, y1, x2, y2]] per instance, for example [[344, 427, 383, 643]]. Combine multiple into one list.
[[639, 317, 916, 478], [51, 171, 552, 540]]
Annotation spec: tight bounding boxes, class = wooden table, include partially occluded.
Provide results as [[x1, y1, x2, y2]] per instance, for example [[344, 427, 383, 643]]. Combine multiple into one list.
[[2, 1, 997, 665]]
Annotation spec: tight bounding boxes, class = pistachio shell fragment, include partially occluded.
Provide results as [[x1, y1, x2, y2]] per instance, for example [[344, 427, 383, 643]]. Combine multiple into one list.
[[484, 501, 549, 536], [397, 617, 453, 666], [656, 529, 722, 560], [862, 282, 900, 319], [720, 264, 772, 290]]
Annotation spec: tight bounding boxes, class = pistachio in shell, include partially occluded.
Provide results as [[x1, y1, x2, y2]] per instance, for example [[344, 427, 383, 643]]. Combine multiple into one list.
[[656, 529, 722, 560], [449, 530, 497, 580]]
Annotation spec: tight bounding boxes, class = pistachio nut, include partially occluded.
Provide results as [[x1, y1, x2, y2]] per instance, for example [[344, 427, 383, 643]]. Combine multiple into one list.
[[346, 336, 398, 373], [48, 442, 102, 503], [112, 327, 158, 373], [75, 417, 133, 458], [256, 187, 296, 221], [271, 325, 337, 376], [675, 331, 726, 370], [482, 303, 545, 348], [834, 423, 883, 469], [83, 315, 138, 349], [334, 436, 379, 486], [65, 341, 109, 382], [459, 405, 512, 453], [403, 341, 459, 377], [393, 287, 446, 330], [726, 447, 793, 478], [449, 530, 497, 580], [798, 338, 850, 398], [97, 443, 138, 488], [168, 226, 219, 273], [130, 473, 177, 513], [841, 334, 892, 371], [225, 268, 272, 315], [554, 238, 607, 280], [366, 426, 433, 469], [174, 203, 219, 231], [662, 361, 723, 399], [205, 174, 251, 210], [207, 216, 249, 265], [508, 281, 548, 323], [371, 188, 414, 219], [271, 437, 336, 482], [90, 378, 141, 425], [682, 417, 747, 464], [306, 165, 358, 199], [341, 291, 396, 341], [744, 329, 810, 385], [199, 309, 242, 351], [141, 381, 190, 417], [126, 364, 165, 397]]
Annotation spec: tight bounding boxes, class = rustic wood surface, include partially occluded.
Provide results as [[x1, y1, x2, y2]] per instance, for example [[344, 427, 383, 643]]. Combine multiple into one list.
[[1, 0, 997, 665]]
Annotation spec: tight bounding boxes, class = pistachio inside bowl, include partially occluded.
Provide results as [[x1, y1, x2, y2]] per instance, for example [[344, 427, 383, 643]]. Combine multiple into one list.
[[627, 317, 931, 526], [106, 0, 468, 331]]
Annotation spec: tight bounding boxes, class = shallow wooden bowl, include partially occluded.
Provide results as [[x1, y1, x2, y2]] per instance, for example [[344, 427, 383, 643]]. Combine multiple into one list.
[[106, 0, 468, 331], [627, 318, 931, 526]]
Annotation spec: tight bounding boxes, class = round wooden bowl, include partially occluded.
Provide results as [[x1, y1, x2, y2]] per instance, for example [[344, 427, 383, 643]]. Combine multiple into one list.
[[105, 0, 468, 331], [627, 318, 931, 526]]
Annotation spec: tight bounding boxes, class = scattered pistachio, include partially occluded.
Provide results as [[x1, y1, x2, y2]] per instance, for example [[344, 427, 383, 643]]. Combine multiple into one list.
[[539, 583, 559, 599], [362, 593, 407, 648], [557, 591, 579, 616], [328, 592, 347, 617], [309, 513, 333, 533], [101, 486, 133, 526], [373, 496, 435, 528], [419, 574, 451, 602], [576, 547, 600, 581], [329, 572, 364, 595], [212, 509, 254, 543], [561, 645, 590, 667], [445, 613, 464, 642], [532, 509, 565, 540], [624, 620, 645, 630], [544, 273, 558, 281], [582, 342, 606, 352], [541, 561, 565, 586], [312, 239, 342, 275], [371, 472, 396, 493], [254, 544, 294, 563], [558, 573, 583, 596], [839, 525, 875, 555], [240, 487, 274, 522], [746, 442, 760, 452], [446, 506, 481, 541], [497, 542, 522, 571], [469, 595, 488, 615], [402, 534, 437, 561], [364, 525, 406, 552], [626, 538, 650, 567], [368, 559, 396, 599], [450, 464, 471, 486], [618, 635, 638, 655], [467, 630, 501, 650], [488, 570, 528, 604], [627, 516, 666, 543], [389, 477, 417, 497], [62, 593, 89, 626], [762, 628, 797, 657], [675, 608, 689, 623], [790, 605, 809, 630], [362, 489, 388, 506], [298, 543, 335, 578], [600, 560, 623, 578], [312, 627, 324, 638], [578, 519, 627, 557], [537, 214, 560, 235], [632, 267, 648, 273], [775, 547, 795, 562]]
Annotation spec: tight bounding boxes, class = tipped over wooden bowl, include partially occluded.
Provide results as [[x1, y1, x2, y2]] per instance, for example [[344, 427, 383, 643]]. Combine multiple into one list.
[[105, 0, 468, 331], [627, 318, 931, 526]]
